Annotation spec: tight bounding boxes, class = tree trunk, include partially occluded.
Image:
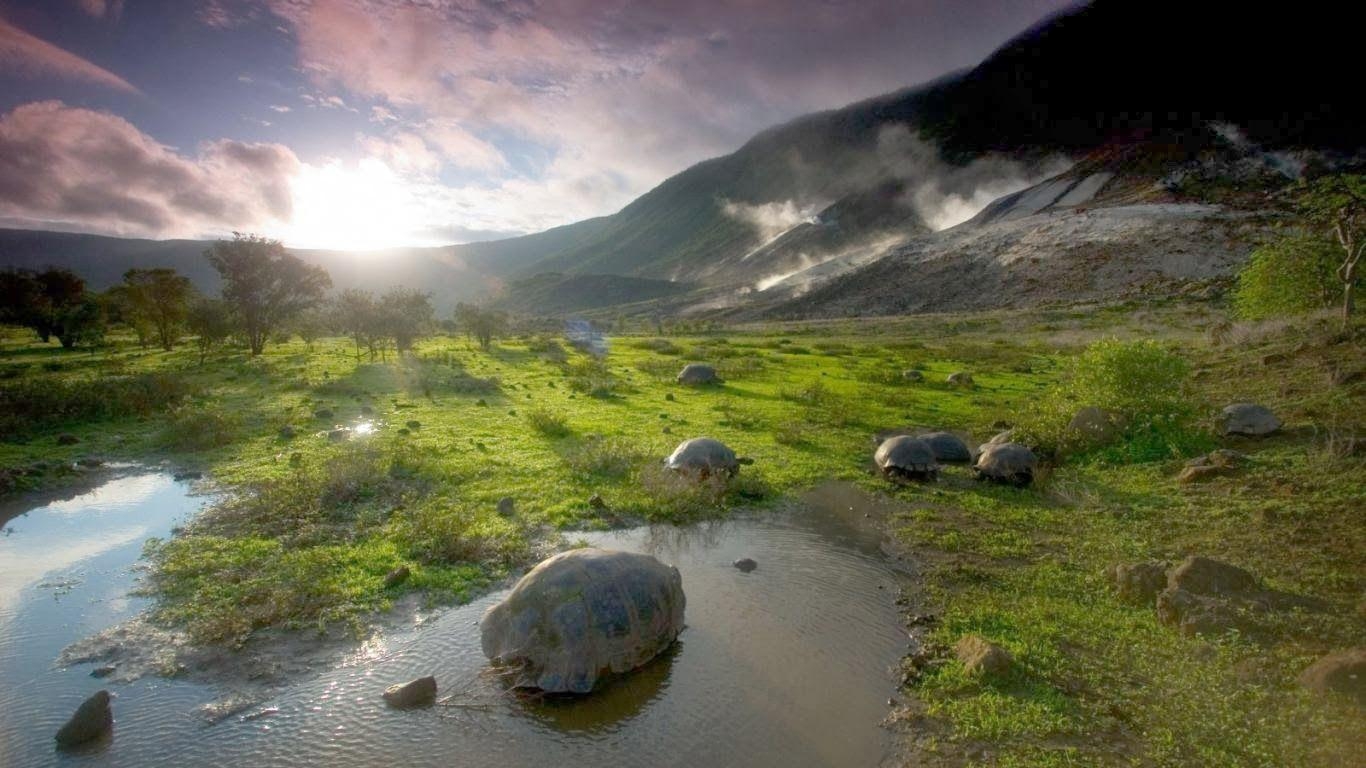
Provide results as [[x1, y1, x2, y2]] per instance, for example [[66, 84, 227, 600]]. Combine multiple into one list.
[[1345, 279, 1356, 330]]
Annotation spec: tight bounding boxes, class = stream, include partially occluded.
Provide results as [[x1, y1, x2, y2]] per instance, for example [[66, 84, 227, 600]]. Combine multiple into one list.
[[0, 474, 910, 768]]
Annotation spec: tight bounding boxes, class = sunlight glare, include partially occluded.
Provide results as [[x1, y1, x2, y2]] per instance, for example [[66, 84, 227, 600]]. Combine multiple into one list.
[[280, 159, 433, 251]]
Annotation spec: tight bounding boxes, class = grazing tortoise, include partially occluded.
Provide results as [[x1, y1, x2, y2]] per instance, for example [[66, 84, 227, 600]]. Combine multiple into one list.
[[479, 548, 686, 693], [973, 442, 1038, 487], [677, 363, 721, 386], [665, 437, 743, 478], [874, 436, 939, 482], [920, 431, 973, 463], [902, 369, 924, 382], [947, 371, 975, 388]]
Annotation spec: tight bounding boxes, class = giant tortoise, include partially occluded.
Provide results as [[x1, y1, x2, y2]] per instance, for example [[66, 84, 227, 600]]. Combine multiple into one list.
[[480, 548, 686, 693], [973, 442, 1038, 487], [665, 437, 743, 478], [920, 431, 973, 463], [874, 435, 939, 482], [677, 363, 722, 386]]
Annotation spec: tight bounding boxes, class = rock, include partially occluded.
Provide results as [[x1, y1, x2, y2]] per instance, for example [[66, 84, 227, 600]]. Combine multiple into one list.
[[920, 431, 973, 463], [172, 471, 202, 481], [54, 690, 112, 748], [90, 665, 116, 679], [1178, 464, 1228, 484], [1167, 555, 1258, 596], [1260, 352, 1288, 366], [955, 635, 1012, 677], [588, 493, 608, 510], [481, 548, 685, 693], [1107, 561, 1168, 604], [383, 565, 410, 588], [360, 405, 374, 415], [405, 420, 421, 430], [496, 497, 516, 516], [902, 369, 924, 382], [476, 399, 488, 407], [382, 676, 437, 709], [1155, 588, 1259, 637], [677, 363, 721, 385], [56, 434, 80, 446], [313, 408, 334, 420], [76, 457, 103, 469], [947, 371, 975, 388], [1067, 406, 1121, 445], [733, 557, 757, 573], [327, 427, 352, 442], [665, 393, 676, 401], [1221, 403, 1281, 437], [278, 425, 296, 439], [1298, 648, 1366, 705]]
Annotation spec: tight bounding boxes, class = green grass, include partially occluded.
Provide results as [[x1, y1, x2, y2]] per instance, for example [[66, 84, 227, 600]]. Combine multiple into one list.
[[1, 302, 1362, 765]]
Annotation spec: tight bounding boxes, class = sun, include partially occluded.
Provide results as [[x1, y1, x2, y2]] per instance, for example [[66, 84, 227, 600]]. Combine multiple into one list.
[[278, 158, 434, 251]]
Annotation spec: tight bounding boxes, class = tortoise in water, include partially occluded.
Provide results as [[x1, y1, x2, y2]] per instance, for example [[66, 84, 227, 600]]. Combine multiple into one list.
[[973, 442, 1038, 487], [677, 363, 722, 386], [874, 436, 939, 482], [479, 548, 686, 694], [665, 437, 747, 478], [920, 431, 973, 463]]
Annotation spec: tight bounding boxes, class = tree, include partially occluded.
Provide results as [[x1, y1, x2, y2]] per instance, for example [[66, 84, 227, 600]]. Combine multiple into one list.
[[1233, 232, 1340, 319], [1299, 174, 1366, 329], [0, 267, 89, 345], [453, 302, 479, 341], [292, 309, 330, 350], [53, 296, 106, 350], [123, 268, 194, 351], [461, 305, 507, 351], [334, 289, 381, 361], [187, 298, 233, 366], [204, 233, 331, 355], [378, 287, 433, 353]]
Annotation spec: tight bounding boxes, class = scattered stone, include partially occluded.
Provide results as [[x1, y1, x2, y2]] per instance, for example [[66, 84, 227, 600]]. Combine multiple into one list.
[[76, 457, 103, 469], [1178, 464, 1227, 484], [874, 436, 939, 482], [973, 442, 1038, 487], [496, 497, 516, 516], [383, 566, 410, 588], [54, 690, 112, 748], [665, 437, 741, 478], [1260, 352, 1288, 366], [382, 676, 437, 709], [920, 431, 973, 463], [476, 399, 488, 407], [902, 369, 924, 382], [946, 371, 975, 388], [677, 363, 721, 385], [1178, 450, 1249, 483], [661, 426, 672, 434], [327, 427, 352, 442], [480, 548, 685, 693], [360, 405, 374, 415], [405, 420, 421, 430], [1221, 403, 1281, 437], [90, 665, 116, 679], [665, 393, 676, 401], [288, 452, 303, 467], [1298, 648, 1366, 705], [1067, 406, 1121, 446], [241, 707, 280, 722], [733, 557, 757, 573], [172, 471, 202, 482], [588, 493, 608, 510], [278, 425, 296, 440], [1167, 555, 1258, 595], [1106, 561, 1168, 604], [56, 434, 80, 446], [313, 409, 334, 420], [955, 635, 1012, 677]]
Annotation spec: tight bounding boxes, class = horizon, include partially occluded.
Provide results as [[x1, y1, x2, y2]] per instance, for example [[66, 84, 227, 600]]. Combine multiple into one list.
[[0, 0, 1073, 251]]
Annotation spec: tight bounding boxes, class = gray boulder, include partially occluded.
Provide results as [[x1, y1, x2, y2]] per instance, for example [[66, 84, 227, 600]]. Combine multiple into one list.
[[55, 690, 112, 748], [677, 364, 721, 385], [382, 676, 437, 708], [1107, 561, 1168, 604], [1221, 403, 1281, 436], [1298, 648, 1366, 705], [902, 369, 924, 382], [955, 635, 1012, 677]]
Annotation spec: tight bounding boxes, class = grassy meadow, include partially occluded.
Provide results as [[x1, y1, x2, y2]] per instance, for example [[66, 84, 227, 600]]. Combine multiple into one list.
[[0, 298, 1362, 766]]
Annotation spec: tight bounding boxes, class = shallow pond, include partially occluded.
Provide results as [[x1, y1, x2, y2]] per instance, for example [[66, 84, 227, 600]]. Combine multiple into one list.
[[1, 476, 910, 768]]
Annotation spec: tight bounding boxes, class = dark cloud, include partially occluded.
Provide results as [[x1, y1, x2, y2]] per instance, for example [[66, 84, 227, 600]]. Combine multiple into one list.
[[0, 101, 299, 237]]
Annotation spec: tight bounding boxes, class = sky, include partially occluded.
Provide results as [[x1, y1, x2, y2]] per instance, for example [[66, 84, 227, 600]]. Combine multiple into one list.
[[0, 0, 1074, 250]]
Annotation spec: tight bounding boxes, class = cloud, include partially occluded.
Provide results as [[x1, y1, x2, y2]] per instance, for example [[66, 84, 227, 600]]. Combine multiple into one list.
[[0, 101, 299, 237], [253, 0, 1072, 234], [269, 104, 291, 113], [76, 0, 125, 21], [0, 16, 138, 93]]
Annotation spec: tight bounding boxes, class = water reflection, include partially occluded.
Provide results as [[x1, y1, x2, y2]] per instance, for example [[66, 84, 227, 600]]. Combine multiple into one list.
[[518, 642, 680, 733]]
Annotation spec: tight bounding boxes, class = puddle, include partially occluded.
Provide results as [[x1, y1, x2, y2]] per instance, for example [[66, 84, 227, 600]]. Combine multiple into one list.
[[0, 480, 910, 768]]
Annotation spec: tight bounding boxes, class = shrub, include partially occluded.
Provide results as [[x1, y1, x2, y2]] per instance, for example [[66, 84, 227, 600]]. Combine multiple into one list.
[[0, 373, 195, 438], [563, 435, 644, 479], [636, 338, 682, 355], [1233, 232, 1340, 319], [157, 405, 241, 452], [525, 407, 571, 437], [566, 358, 620, 398]]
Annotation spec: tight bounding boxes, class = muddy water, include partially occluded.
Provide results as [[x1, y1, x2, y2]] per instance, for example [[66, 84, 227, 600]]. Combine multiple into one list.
[[1, 479, 909, 768]]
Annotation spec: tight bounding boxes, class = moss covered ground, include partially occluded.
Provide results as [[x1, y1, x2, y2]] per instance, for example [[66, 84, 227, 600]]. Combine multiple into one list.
[[1, 299, 1361, 765]]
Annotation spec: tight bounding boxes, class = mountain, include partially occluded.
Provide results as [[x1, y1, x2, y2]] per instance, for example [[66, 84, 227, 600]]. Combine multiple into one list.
[[3, 0, 1360, 318]]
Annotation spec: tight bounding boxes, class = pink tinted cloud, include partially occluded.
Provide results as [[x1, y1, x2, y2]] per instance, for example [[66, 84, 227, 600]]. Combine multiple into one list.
[[0, 15, 138, 93], [0, 101, 299, 237]]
